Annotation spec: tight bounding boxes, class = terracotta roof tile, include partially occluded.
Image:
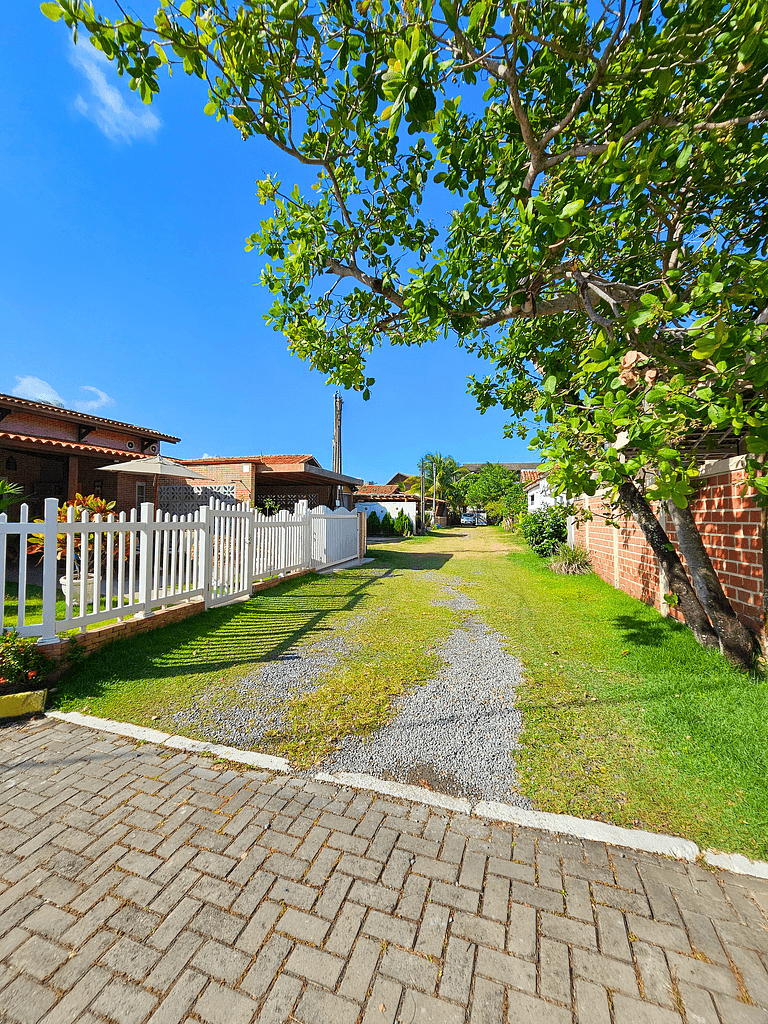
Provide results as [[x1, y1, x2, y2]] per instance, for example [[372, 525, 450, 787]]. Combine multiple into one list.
[[0, 432, 153, 461], [520, 469, 542, 486], [179, 454, 315, 466], [0, 392, 179, 442], [356, 483, 400, 495]]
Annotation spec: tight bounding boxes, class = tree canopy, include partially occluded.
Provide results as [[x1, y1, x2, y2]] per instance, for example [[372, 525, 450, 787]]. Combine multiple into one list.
[[43, 0, 768, 664]]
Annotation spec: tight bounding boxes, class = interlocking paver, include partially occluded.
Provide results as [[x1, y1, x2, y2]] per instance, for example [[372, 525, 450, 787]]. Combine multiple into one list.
[[325, 901, 365, 956], [100, 934, 160, 980], [90, 977, 158, 1024], [2, 974, 59, 1024], [8, 934, 70, 980], [255, 973, 302, 1024], [439, 936, 475, 1003], [194, 980, 255, 1024], [190, 937, 250, 984], [293, 983, 359, 1024], [380, 946, 438, 992], [362, 909, 417, 948], [400, 988, 465, 1024], [4, 719, 768, 1024], [337, 936, 381, 1000]]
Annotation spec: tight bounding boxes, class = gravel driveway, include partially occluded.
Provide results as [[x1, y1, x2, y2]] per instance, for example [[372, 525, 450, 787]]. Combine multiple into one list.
[[173, 565, 529, 804]]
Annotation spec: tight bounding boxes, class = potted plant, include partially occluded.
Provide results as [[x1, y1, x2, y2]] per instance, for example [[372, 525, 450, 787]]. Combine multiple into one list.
[[27, 493, 119, 606]]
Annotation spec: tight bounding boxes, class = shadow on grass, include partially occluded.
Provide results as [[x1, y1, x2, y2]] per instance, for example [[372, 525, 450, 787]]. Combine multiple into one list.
[[611, 611, 690, 647], [52, 552, 454, 708]]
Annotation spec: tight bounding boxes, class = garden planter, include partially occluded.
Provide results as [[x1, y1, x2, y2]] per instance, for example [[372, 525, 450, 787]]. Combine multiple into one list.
[[0, 688, 47, 719], [60, 573, 96, 607]]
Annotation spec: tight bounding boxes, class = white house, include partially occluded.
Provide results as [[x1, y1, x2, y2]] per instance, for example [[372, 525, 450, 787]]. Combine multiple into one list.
[[352, 484, 421, 526], [521, 468, 566, 512]]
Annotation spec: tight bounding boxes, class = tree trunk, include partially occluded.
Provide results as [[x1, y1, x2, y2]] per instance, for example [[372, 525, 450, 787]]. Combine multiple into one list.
[[665, 500, 758, 668], [617, 481, 719, 651]]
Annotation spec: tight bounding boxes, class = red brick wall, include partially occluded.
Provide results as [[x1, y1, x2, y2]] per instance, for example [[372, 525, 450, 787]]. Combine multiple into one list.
[[0, 409, 156, 453], [573, 458, 765, 639], [182, 464, 252, 502]]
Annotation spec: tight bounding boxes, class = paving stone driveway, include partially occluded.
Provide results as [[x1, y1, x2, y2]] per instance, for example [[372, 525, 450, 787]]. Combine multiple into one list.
[[1, 718, 768, 1024]]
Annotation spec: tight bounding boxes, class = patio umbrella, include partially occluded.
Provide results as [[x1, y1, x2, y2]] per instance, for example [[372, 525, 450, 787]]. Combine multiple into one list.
[[96, 455, 207, 507]]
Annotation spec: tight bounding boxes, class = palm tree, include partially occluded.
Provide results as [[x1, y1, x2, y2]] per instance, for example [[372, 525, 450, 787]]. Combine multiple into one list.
[[419, 453, 464, 521]]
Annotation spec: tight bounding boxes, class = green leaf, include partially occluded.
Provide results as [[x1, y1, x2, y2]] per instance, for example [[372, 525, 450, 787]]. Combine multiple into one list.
[[40, 2, 64, 20], [544, 376, 557, 394], [468, 1, 485, 31], [562, 199, 585, 218], [439, 0, 458, 30], [179, 0, 195, 15], [676, 142, 693, 168]]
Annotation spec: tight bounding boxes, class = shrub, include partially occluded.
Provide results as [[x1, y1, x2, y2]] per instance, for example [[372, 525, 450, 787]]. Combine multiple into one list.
[[519, 504, 570, 557], [366, 510, 381, 536], [0, 630, 52, 688], [380, 511, 396, 536], [27, 493, 119, 572], [549, 543, 593, 575], [394, 510, 414, 536]]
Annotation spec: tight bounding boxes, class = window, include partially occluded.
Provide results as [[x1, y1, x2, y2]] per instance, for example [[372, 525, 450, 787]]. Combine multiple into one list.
[[136, 481, 146, 507], [93, 479, 103, 497]]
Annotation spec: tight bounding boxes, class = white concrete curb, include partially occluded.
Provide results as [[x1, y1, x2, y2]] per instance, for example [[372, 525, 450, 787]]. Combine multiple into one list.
[[704, 849, 768, 880], [46, 711, 171, 746], [473, 801, 700, 861], [45, 711, 768, 875], [46, 712, 292, 775], [315, 771, 473, 815]]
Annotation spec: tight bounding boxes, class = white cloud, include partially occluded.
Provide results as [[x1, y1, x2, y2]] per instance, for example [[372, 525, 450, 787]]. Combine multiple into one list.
[[70, 42, 161, 142], [11, 377, 115, 413], [76, 386, 115, 413], [13, 376, 66, 407]]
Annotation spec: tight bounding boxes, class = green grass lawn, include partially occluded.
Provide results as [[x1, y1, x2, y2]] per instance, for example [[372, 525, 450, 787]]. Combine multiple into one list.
[[51, 557, 459, 765], [4, 582, 128, 634], [48, 527, 768, 858], [441, 529, 768, 859]]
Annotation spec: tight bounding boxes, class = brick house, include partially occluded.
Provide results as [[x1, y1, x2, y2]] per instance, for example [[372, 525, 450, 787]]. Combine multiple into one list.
[[0, 392, 179, 518], [175, 455, 362, 512]]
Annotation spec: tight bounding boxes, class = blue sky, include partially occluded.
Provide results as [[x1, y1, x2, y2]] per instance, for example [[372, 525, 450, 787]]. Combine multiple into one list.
[[2, 6, 536, 483]]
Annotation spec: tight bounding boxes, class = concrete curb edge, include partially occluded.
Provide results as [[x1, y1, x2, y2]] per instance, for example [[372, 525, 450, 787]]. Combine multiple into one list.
[[44, 711, 768, 876]]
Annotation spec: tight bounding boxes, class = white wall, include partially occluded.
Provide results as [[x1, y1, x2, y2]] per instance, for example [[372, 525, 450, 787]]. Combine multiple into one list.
[[525, 478, 568, 512], [356, 500, 419, 522]]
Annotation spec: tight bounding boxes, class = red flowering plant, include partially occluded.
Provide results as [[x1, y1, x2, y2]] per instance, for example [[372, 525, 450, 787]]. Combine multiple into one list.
[[0, 630, 52, 693], [27, 493, 122, 575]]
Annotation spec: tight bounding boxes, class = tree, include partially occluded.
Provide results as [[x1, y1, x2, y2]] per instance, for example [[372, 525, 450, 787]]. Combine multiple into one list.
[[464, 463, 525, 521], [420, 452, 465, 517], [44, 1, 768, 666]]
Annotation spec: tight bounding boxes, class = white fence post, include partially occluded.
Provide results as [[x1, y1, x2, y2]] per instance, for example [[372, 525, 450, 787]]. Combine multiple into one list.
[[39, 497, 59, 644], [244, 504, 253, 593], [200, 503, 213, 609], [294, 501, 310, 570], [137, 502, 155, 618]]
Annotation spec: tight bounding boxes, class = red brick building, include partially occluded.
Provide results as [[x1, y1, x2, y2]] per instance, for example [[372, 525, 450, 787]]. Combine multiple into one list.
[[176, 455, 362, 511], [572, 456, 765, 643], [0, 393, 179, 518]]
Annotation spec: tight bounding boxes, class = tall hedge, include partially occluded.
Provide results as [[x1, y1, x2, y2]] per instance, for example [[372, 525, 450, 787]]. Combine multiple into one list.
[[366, 511, 381, 536], [519, 504, 570, 558]]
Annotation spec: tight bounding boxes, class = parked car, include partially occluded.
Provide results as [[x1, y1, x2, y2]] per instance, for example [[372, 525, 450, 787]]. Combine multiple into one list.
[[475, 511, 488, 526], [461, 512, 476, 526]]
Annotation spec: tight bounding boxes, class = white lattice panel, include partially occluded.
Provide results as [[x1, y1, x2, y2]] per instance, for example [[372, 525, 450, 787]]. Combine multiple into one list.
[[159, 484, 237, 517]]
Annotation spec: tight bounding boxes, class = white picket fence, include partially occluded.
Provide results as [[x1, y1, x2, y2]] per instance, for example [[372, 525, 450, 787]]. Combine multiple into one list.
[[1, 497, 363, 644]]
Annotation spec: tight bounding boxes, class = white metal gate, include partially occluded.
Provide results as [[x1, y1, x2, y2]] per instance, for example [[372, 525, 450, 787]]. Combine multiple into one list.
[[203, 503, 252, 608]]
